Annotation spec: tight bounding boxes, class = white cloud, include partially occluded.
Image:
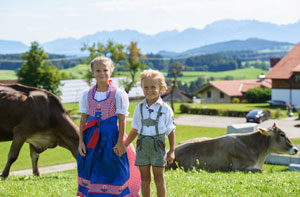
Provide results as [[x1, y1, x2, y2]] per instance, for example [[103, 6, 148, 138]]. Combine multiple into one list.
[[0, 0, 300, 44]]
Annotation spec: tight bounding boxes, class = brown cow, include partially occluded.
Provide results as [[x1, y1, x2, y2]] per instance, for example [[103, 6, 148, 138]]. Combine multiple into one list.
[[0, 83, 79, 179], [168, 123, 298, 172]]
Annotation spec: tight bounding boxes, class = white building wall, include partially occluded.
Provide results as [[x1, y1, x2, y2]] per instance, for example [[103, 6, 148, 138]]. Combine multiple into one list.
[[272, 89, 300, 105]]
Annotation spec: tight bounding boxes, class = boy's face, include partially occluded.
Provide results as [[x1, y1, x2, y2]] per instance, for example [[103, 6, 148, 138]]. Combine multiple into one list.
[[92, 62, 111, 83], [142, 77, 160, 102]]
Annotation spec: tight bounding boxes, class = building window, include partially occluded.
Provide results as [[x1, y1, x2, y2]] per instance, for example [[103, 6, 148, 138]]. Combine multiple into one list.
[[296, 75, 300, 82], [220, 92, 224, 99], [207, 91, 211, 98]]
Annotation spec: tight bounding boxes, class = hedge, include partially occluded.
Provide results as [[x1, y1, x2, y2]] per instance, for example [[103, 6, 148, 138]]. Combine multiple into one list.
[[180, 104, 250, 117]]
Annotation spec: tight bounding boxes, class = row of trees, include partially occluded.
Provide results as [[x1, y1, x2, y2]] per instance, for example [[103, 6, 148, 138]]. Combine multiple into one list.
[[15, 40, 271, 105], [16, 40, 148, 96], [80, 40, 146, 93]]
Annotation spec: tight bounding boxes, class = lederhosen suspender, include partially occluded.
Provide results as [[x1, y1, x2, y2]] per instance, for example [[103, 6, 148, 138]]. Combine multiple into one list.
[[138, 103, 163, 151], [140, 103, 163, 135]]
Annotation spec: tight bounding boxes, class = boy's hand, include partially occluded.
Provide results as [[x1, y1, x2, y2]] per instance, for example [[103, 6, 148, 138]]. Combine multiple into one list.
[[78, 140, 86, 157], [166, 150, 175, 164], [113, 142, 126, 157]]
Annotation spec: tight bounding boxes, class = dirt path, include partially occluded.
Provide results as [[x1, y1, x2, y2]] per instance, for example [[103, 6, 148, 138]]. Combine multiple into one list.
[[10, 162, 76, 176]]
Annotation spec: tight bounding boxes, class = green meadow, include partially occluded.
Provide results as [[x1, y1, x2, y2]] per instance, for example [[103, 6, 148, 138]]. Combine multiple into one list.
[[0, 65, 267, 83], [1, 104, 300, 196], [1, 167, 299, 196], [0, 69, 17, 80]]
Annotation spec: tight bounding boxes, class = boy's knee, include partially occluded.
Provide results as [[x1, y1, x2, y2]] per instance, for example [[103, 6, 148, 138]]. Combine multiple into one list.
[[153, 175, 164, 185], [141, 176, 151, 183]]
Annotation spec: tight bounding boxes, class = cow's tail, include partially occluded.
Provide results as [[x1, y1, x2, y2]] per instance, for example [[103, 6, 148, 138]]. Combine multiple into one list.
[[165, 160, 178, 171]]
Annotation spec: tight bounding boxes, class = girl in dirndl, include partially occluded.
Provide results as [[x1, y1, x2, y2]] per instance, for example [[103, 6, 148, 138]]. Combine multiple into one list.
[[77, 56, 140, 197]]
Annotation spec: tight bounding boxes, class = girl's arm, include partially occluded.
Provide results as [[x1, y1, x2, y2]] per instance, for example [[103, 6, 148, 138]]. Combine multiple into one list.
[[124, 128, 138, 147], [166, 130, 175, 164], [113, 114, 127, 157], [78, 113, 88, 157]]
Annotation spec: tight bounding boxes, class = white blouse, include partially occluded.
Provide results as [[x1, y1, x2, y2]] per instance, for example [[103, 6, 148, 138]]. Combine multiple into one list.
[[132, 97, 176, 136], [79, 88, 129, 116]]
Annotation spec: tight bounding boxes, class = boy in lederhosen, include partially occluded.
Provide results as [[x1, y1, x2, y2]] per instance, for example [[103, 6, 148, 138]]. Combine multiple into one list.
[[125, 69, 176, 197]]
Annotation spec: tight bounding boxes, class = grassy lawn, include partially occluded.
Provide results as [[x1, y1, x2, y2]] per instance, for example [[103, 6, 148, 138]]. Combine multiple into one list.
[[0, 69, 17, 80], [1, 114, 300, 196], [0, 120, 226, 172], [60, 64, 88, 79], [0, 65, 267, 83], [118, 67, 267, 83], [172, 67, 268, 82], [1, 167, 299, 196]]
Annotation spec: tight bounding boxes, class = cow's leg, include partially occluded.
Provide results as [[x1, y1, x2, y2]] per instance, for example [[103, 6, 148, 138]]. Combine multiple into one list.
[[245, 167, 262, 173], [29, 144, 40, 176], [1, 134, 26, 179]]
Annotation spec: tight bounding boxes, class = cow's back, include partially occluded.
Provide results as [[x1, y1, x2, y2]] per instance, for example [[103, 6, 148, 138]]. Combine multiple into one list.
[[174, 135, 237, 171], [0, 85, 28, 140], [0, 84, 68, 141]]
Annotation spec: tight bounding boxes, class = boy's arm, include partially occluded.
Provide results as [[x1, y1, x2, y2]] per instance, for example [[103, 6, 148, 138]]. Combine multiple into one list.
[[166, 130, 175, 164], [124, 128, 138, 147]]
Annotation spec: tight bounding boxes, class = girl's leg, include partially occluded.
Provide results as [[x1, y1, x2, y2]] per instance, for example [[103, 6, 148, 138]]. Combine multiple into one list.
[[152, 166, 165, 197], [139, 165, 151, 197]]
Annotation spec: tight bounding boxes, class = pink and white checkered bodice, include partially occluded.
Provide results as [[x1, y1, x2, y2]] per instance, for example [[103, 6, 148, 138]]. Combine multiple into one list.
[[87, 81, 117, 120]]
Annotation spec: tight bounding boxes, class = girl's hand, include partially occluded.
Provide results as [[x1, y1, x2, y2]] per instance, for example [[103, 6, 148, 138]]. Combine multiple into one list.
[[166, 150, 175, 164], [78, 140, 86, 157], [113, 142, 126, 157]]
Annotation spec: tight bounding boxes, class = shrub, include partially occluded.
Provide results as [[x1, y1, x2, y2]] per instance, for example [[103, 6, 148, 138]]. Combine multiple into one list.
[[180, 104, 190, 113], [232, 97, 240, 103], [245, 87, 271, 103]]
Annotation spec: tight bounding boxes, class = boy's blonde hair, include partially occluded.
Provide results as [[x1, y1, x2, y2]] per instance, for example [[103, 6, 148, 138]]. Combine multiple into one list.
[[89, 56, 115, 73], [140, 69, 167, 93]]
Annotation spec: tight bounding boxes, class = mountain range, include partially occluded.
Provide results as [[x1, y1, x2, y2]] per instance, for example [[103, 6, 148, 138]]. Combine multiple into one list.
[[0, 19, 299, 55]]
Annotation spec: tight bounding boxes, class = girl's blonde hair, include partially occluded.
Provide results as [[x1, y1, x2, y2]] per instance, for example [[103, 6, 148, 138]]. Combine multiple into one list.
[[140, 69, 167, 93], [89, 56, 115, 73]]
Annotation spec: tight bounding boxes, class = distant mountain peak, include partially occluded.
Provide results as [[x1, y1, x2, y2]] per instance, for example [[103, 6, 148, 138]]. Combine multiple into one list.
[[1, 19, 299, 55]]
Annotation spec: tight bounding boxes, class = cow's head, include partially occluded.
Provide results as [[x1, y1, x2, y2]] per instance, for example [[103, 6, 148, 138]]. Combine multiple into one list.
[[258, 122, 298, 155]]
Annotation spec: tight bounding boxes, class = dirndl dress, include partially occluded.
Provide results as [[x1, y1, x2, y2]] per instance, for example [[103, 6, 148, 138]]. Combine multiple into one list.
[[77, 82, 140, 196]]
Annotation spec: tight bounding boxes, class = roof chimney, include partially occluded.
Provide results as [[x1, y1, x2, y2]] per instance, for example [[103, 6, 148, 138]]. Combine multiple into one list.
[[269, 57, 281, 69], [258, 73, 265, 82]]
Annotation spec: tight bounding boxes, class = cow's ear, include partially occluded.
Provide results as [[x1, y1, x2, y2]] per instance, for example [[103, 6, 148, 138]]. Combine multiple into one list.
[[258, 127, 271, 136], [272, 122, 279, 128]]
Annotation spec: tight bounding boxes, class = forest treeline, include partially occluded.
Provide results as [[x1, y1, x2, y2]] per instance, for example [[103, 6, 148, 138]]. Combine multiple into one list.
[[0, 50, 285, 72]]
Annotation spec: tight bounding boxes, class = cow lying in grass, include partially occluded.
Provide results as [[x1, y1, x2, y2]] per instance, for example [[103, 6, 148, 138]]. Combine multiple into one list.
[[0, 84, 79, 179], [167, 122, 298, 172]]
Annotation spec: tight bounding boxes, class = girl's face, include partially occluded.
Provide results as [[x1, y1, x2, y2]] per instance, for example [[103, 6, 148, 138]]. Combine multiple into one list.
[[142, 77, 161, 103], [92, 62, 111, 83]]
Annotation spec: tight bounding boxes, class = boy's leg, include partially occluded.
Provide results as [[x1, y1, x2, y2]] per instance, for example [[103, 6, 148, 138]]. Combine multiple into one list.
[[152, 166, 166, 197], [139, 165, 151, 197]]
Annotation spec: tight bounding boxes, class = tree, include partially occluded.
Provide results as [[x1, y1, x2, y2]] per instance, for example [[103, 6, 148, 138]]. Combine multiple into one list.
[[122, 42, 146, 93], [17, 41, 61, 95], [245, 87, 271, 103], [81, 40, 126, 83], [168, 61, 184, 111]]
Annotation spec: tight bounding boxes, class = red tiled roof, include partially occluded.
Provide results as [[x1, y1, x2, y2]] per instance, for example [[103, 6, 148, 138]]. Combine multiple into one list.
[[292, 64, 300, 72], [208, 79, 272, 97], [266, 43, 300, 79]]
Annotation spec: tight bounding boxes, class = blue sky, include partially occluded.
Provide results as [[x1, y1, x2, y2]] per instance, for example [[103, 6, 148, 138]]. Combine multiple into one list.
[[1, 0, 300, 45]]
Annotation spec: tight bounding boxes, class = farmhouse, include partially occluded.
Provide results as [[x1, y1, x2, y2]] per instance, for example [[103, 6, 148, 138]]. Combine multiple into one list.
[[161, 88, 193, 103], [266, 43, 300, 105], [197, 79, 271, 104]]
